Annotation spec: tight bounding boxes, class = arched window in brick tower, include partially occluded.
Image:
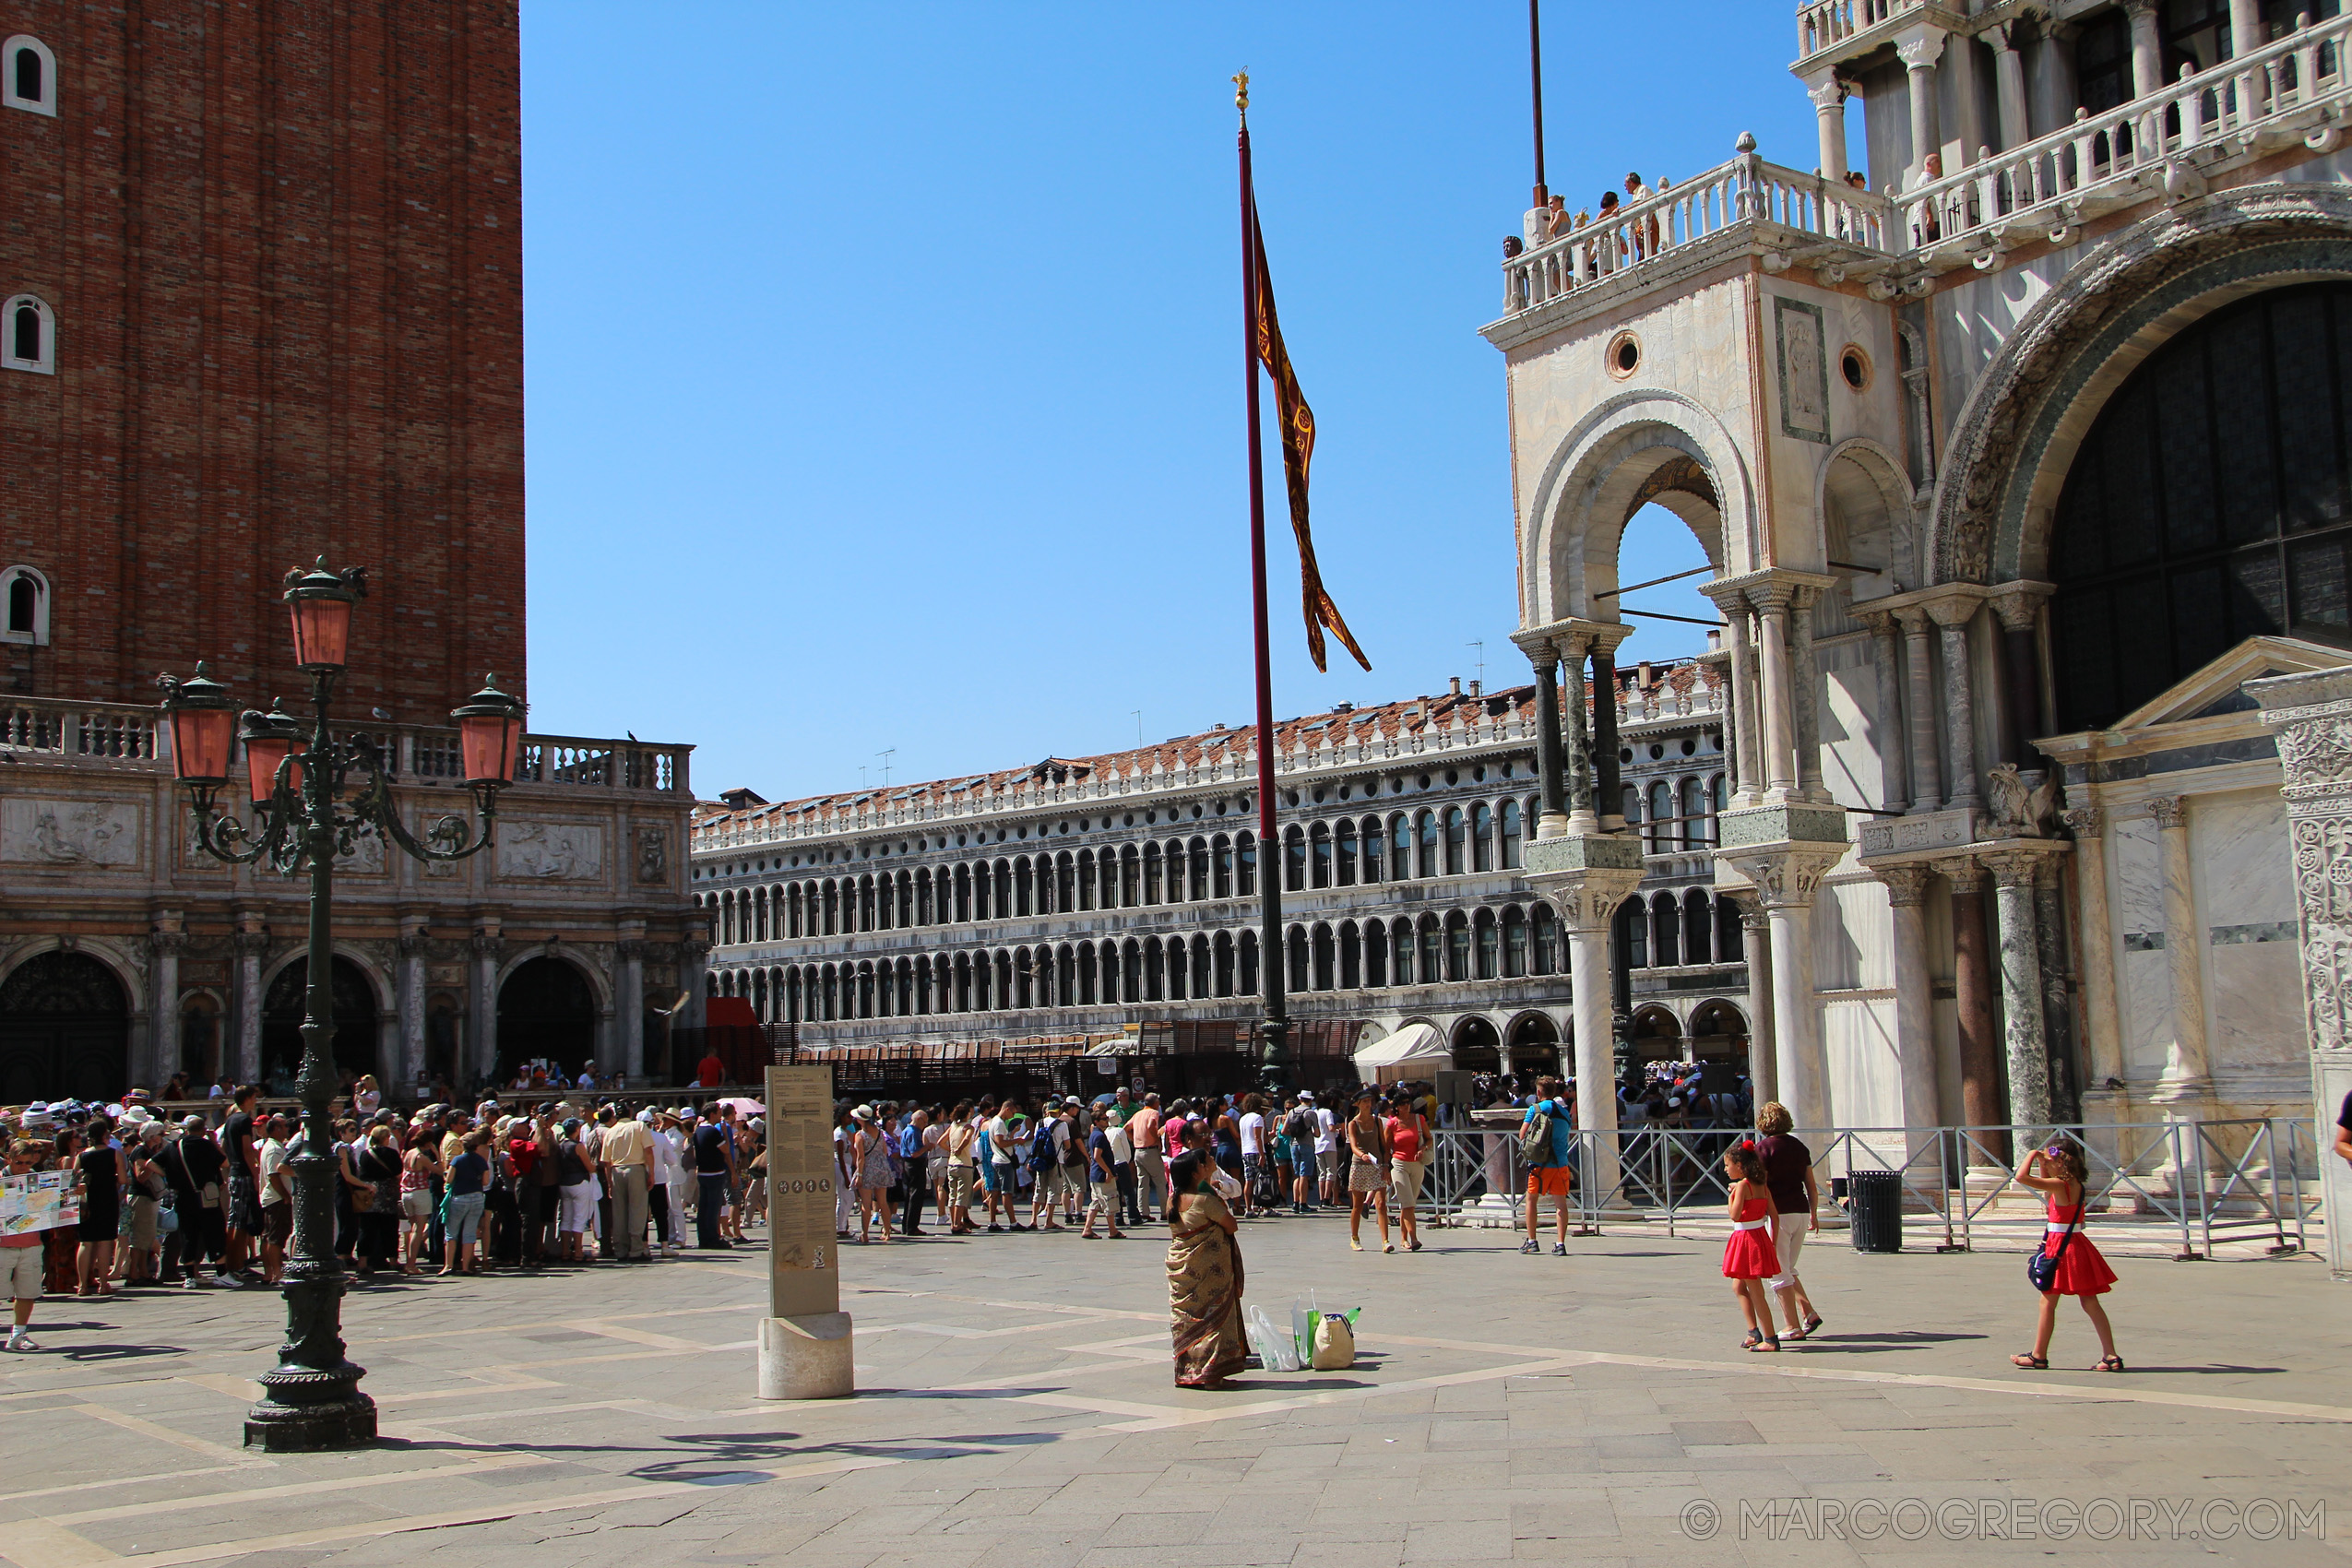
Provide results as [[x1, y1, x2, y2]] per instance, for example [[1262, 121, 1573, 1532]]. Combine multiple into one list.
[[1, 565, 47, 645], [3, 36, 56, 115], [3, 294, 53, 374]]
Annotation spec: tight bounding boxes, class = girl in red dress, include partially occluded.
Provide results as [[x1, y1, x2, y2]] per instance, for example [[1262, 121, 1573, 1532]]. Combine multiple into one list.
[[2011, 1143, 2123, 1372], [1720, 1145, 1781, 1351]]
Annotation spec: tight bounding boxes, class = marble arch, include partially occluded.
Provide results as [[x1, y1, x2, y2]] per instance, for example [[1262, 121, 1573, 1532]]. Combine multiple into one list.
[[493, 944, 612, 1008], [0, 937, 143, 1009], [1925, 185, 2352, 587], [1520, 388, 1759, 627]]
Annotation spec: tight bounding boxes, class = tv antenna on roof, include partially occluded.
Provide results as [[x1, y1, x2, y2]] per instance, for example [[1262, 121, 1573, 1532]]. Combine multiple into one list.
[[1467, 640, 1485, 689]]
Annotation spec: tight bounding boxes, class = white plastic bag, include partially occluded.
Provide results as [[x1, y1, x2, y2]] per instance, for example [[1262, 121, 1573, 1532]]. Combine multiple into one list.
[[1247, 1304, 1302, 1372], [1309, 1311, 1356, 1371]]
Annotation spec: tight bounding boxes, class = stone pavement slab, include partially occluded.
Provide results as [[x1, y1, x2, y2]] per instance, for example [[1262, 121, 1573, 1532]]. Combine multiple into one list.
[[1, 1212, 2346, 1567]]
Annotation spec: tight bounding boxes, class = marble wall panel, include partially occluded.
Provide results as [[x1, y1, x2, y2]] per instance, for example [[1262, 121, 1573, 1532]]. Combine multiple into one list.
[[1825, 994, 1903, 1128], [2190, 789, 2292, 930], [1818, 634, 1894, 813], [2108, 812, 2175, 1077], [2206, 940, 2305, 1074]]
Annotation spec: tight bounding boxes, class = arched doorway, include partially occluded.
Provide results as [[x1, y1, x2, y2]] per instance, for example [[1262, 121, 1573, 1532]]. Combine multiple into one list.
[[497, 956, 598, 1079], [1451, 1015, 1503, 1075], [2050, 281, 2352, 731], [1505, 1012, 1562, 1075], [1687, 1000, 1750, 1070], [263, 956, 379, 1094], [0, 950, 130, 1103], [1629, 1004, 1684, 1064]]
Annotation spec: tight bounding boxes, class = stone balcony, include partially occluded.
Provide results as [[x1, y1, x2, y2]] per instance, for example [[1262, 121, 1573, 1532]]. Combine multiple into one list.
[[1792, 0, 1962, 73], [1497, 8, 2352, 339], [0, 694, 691, 796]]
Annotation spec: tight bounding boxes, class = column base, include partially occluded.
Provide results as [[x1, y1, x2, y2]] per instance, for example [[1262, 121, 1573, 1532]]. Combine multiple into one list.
[[244, 1364, 376, 1451], [757, 1313, 856, 1400]]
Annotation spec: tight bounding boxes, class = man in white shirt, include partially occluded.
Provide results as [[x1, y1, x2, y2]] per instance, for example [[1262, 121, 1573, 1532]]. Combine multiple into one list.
[[1313, 1097, 1341, 1206], [255, 1117, 292, 1284], [983, 1099, 1027, 1232], [1237, 1098, 1269, 1218]]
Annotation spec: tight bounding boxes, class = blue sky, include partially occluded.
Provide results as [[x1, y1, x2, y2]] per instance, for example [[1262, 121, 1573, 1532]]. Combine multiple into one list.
[[518, 4, 1824, 801]]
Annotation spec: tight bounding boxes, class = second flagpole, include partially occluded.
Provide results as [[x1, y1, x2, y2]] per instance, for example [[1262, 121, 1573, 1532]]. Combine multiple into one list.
[[1237, 75, 1289, 1095]]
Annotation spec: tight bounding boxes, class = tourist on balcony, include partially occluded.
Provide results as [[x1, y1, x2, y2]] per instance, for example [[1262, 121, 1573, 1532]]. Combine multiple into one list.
[[1625, 173, 1657, 258]]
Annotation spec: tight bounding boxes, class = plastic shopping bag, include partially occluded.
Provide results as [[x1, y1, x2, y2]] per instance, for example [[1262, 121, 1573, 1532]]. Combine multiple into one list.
[[1246, 1304, 1302, 1372]]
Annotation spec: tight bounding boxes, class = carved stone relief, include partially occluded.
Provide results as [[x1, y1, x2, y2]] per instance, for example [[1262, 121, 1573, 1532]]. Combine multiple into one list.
[[2, 798, 140, 868]]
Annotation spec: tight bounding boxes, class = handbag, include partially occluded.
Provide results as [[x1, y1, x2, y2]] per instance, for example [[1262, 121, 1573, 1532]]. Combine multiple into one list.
[[2027, 1209, 2078, 1292]]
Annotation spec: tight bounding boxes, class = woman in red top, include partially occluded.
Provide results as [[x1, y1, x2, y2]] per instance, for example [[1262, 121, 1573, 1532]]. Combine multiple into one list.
[[1383, 1093, 1430, 1253], [2011, 1143, 2123, 1372], [1719, 1145, 1780, 1351]]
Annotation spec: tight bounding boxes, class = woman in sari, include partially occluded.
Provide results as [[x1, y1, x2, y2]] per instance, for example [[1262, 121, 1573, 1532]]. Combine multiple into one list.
[[1165, 1151, 1247, 1389]]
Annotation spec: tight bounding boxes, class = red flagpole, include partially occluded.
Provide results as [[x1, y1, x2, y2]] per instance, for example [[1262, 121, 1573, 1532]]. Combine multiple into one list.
[[1239, 82, 1289, 1088]]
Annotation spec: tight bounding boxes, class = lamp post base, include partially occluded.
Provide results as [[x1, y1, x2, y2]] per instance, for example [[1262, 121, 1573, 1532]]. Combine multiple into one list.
[[244, 1364, 377, 1451]]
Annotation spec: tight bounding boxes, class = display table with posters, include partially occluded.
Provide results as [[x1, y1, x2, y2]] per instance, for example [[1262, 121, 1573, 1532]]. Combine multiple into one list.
[[756, 1064, 854, 1399]]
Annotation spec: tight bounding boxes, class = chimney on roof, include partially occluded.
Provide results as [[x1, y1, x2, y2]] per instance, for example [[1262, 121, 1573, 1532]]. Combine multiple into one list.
[[1706, 628, 1722, 652], [1468, 679, 1481, 697], [1448, 676, 1461, 697]]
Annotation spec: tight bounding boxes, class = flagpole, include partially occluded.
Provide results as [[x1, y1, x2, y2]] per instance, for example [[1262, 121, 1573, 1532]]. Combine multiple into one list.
[[1237, 75, 1289, 1095], [1528, 0, 1549, 208]]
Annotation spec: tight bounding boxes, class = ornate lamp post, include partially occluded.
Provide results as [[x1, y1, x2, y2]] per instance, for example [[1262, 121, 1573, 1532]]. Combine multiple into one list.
[[157, 559, 525, 1451]]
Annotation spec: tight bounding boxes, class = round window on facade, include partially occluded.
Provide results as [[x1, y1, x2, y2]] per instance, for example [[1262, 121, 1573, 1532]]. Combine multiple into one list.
[[1840, 344, 1871, 392], [1607, 331, 1642, 379], [1649, 744, 1665, 760], [1681, 738, 1697, 755]]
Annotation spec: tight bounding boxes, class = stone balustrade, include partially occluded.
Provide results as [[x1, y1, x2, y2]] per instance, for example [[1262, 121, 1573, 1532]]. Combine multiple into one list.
[[0, 693, 687, 795], [1896, 10, 2352, 264], [1794, 0, 1932, 68], [1502, 145, 1895, 317]]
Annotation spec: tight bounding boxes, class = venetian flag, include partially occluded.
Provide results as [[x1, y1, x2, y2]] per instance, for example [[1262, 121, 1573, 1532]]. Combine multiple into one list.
[[1247, 180, 1371, 674]]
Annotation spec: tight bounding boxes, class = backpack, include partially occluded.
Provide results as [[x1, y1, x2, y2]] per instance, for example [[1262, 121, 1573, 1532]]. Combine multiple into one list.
[[1027, 1124, 1058, 1173], [1286, 1109, 1316, 1146], [1517, 1102, 1555, 1164]]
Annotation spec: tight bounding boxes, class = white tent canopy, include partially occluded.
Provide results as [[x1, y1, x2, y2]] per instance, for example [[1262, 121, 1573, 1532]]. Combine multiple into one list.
[[1353, 1021, 1450, 1077]]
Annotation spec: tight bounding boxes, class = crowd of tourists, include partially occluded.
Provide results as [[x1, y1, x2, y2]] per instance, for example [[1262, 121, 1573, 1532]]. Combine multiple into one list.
[[1, 1086, 772, 1354], [824, 1083, 1438, 1253]]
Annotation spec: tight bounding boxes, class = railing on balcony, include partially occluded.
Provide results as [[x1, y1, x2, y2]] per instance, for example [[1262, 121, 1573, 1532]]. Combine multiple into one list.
[[1796, 0, 1920, 64], [1503, 148, 1894, 315], [1504, 11, 2352, 315], [0, 700, 161, 762], [0, 695, 689, 794], [1896, 11, 2352, 252]]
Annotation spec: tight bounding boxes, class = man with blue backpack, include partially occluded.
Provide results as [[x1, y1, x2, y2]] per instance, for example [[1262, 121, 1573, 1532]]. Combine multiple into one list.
[[1519, 1075, 1575, 1256]]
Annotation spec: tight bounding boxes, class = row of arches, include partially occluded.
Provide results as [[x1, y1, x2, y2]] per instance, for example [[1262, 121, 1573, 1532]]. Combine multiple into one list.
[[696, 799, 1562, 948], [712, 901, 1581, 1024], [1625, 774, 1726, 852], [1616, 889, 1746, 969]]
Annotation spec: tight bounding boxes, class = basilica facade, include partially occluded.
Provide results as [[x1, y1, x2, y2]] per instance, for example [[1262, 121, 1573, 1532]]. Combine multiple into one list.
[[1496, 0, 2352, 1263]]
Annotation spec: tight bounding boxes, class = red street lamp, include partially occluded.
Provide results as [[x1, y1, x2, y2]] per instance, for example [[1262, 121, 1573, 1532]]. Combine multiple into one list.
[[156, 559, 524, 1454]]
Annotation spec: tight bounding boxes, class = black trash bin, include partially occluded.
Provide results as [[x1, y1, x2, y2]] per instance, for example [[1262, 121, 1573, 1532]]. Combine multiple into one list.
[[1847, 1170, 1903, 1253]]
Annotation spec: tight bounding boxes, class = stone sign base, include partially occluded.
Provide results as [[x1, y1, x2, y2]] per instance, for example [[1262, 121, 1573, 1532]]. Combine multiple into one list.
[[757, 1312, 855, 1400]]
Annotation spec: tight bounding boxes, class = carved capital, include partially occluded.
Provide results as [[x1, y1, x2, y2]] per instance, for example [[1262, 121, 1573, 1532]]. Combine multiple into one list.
[[469, 927, 505, 958], [1805, 73, 1848, 113], [2146, 795, 2188, 832], [2061, 805, 2105, 838], [1876, 865, 1932, 908], [1980, 848, 2045, 889], [1895, 28, 1948, 72], [231, 930, 269, 956], [398, 929, 430, 956], [616, 939, 648, 963]]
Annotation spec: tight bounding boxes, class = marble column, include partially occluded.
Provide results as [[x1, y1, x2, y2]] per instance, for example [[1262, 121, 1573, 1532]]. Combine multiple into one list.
[[1561, 631, 1598, 832], [2227, 0, 2264, 56], [617, 931, 647, 1081], [1806, 71, 1849, 182], [147, 918, 185, 1091], [1591, 636, 1628, 833], [2124, 0, 2163, 98], [1898, 608, 1943, 813], [1789, 584, 1827, 803], [2034, 860, 2080, 1123], [1528, 639, 1569, 838], [469, 921, 504, 1083], [1862, 612, 1909, 814], [1929, 601, 1981, 808], [1738, 897, 1776, 1108], [232, 915, 267, 1084], [2147, 796, 2213, 1095], [1949, 859, 2004, 1153], [1751, 586, 1800, 798], [1880, 867, 1942, 1143], [1990, 588, 2049, 768], [1945, 22, 1985, 166], [1990, 23, 2029, 150], [397, 918, 428, 1092], [1724, 604, 1765, 804], [1761, 861, 1831, 1126], [1898, 30, 1947, 184], [1563, 885, 1632, 1198], [1984, 849, 2054, 1128], [2061, 807, 2125, 1102]]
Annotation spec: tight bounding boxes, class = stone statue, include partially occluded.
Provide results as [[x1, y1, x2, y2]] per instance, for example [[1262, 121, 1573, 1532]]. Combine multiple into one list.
[[1985, 763, 2061, 837]]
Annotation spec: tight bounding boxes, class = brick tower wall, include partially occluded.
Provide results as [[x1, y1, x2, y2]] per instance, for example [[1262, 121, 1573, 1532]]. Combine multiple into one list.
[[0, 0, 524, 717]]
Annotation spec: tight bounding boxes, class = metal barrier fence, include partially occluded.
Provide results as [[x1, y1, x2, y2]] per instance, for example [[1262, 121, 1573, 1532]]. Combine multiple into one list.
[[1408, 1117, 2319, 1259]]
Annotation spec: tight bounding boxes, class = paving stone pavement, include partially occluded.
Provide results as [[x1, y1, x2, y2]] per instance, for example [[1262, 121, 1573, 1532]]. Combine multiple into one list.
[[1, 1210, 2346, 1567]]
